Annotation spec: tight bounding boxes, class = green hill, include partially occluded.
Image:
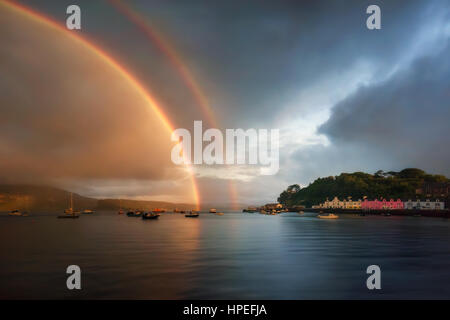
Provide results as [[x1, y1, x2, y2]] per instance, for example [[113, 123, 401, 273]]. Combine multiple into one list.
[[0, 185, 195, 212], [278, 168, 449, 208], [0, 185, 97, 211]]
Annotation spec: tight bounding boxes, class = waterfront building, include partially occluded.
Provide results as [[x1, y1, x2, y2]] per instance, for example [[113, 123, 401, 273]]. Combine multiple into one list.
[[319, 197, 361, 209], [264, 203, 283, 210], [403, 199, 445, 210], [344, 199, 362, 209], [416, 182, 450, 198], [361, 198, 403, 210], [321, 197, 341, 209]]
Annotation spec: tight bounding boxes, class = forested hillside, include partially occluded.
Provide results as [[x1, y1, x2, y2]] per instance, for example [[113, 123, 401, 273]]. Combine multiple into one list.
[[278, 169, 449, 208]]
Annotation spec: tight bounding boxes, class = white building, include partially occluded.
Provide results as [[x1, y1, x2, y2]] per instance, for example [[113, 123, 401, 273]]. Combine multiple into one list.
[[403, 199, 445, 210], [320, 197, 361, 209]]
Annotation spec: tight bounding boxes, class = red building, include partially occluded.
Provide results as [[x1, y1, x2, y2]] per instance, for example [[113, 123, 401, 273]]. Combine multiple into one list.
[[361, 198, 403, 210]]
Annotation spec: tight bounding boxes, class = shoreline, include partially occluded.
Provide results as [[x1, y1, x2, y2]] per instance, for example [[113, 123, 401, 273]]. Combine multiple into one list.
[[303, 208, 450, 218]]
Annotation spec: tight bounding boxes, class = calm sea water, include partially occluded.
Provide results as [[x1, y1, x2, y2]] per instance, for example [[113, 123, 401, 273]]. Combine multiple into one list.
[[1, 211, 449, 299]]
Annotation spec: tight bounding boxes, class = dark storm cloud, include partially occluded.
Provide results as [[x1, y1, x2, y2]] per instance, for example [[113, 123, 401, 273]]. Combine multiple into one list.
[[22, 0, 432, 127], [131, 0, 432, 126], [320, 40, 450, 176]]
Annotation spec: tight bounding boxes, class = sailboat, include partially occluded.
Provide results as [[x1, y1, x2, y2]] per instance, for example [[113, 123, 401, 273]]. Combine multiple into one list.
[[58, 192, 79, 219], [118, 199, 124, 214]]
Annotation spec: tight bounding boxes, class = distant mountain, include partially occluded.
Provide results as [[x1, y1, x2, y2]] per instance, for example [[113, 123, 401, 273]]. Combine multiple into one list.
[[0, 185, 196, 212], [97, 199, 195, 211], [0, 185, 96, 211]]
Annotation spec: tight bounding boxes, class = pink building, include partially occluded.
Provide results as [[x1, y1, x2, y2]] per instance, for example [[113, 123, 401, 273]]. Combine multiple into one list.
[[361, 198, 403, 210]]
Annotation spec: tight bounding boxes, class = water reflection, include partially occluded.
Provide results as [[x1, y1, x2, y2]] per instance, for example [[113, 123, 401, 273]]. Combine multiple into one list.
[[0, 212, 449, 299]]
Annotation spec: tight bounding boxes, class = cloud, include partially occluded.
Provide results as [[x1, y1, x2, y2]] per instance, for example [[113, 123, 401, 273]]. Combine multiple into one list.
[[0, 3, 194, 201], [2, 0, 450, 205], [320, 40, 450, 176]]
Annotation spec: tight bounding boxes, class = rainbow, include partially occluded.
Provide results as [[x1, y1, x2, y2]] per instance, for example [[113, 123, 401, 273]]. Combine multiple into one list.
[[108, 0, 218, 128], [1, 0, 200, 210], [109, 0, 241, 210]]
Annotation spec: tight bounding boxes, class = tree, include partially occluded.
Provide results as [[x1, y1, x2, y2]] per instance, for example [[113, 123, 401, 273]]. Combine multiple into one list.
[[287, 184, 300, 193], [278, 168, 449, 208]]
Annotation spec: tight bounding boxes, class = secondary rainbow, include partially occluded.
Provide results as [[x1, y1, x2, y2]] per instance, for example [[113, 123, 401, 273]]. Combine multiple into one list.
[[2, 0, 200, 210], [109, 0, 241, 210]]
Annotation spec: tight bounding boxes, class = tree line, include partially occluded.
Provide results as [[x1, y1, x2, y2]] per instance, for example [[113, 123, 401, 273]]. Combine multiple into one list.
[[278, 168, 449, 208]]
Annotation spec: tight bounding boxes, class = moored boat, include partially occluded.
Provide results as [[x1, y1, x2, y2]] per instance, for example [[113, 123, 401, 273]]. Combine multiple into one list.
[[58, 192, 80, 219], [127, 210, 143, 217], [82, 209, 95, 214], [8, 209, 22, 216], [209, 208, 217, 213], [118, 200, 124, 214], [8, 209, 21, 216], [142, 212, 160, 220], [185, 211, 199, 218], [215, 212, 224, 216], [318, 213, 339, 219]]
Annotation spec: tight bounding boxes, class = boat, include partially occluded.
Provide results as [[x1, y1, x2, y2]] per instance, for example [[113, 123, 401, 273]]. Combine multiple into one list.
[[318, 213, 339, 219], [382, 212, 392, 216], [185, 211, 199, 218], [82, 209, 95, 214], [8, 209, 22, 216], [58, 193, 80, 219], [297, 211, 304, 215], [152, 208, 166, 214], [127, 210, 142, 217], [215, 212, 224, 216], [118, 200, 124, 214], [209, 208, 217, 213], [142, 212, 160, 220]]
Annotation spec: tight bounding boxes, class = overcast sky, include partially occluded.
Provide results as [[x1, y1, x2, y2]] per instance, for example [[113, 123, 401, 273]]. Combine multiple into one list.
[[1, 0, 449, 207]]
